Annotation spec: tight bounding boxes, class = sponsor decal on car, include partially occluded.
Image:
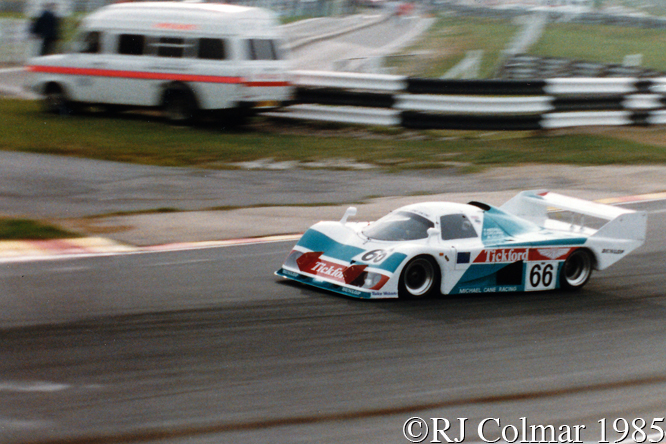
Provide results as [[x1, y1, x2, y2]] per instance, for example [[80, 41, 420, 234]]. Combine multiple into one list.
[[298, 256, 346, 283], [474, 248, 528, 263], [474, 247, 573, 264], [602, 249, 625, 254], [458, 286, 519, 294], [531, 247, 572, 261]]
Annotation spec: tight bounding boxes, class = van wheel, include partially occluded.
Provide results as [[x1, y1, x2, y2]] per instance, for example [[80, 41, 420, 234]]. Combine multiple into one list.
[[44, 84, 75, 115], [162, 87, 198, 124]]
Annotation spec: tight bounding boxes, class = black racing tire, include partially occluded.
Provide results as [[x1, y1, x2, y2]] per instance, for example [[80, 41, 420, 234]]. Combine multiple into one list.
[[398, 256, 441, 299], [43, 84, 76, 115], [560, 248, 594, 291], [162, 87, 198, 124]]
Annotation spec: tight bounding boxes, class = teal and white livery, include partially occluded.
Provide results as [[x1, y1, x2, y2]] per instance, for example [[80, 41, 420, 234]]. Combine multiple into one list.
[[276, 191, 647, 299]]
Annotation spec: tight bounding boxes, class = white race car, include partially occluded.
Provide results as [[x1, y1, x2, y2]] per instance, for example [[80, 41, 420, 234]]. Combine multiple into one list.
[[276, 190, 647, 299]]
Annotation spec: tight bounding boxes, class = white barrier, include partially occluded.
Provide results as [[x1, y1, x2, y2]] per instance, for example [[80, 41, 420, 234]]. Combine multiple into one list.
[[647, 78, 666, 94], [647, 110, 666, 125], [623, 94, 664, 110], [395, 94, 553, 114], [265, 104, 401, 126], [541, 111, 633, 129], [544, 78, 638, 95], [292, 70, 407, 92]]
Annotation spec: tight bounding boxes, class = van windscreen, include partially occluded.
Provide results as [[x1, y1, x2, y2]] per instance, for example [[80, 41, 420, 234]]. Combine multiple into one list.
[[248, 39, 277, 60], [79, 31, 101, 54]]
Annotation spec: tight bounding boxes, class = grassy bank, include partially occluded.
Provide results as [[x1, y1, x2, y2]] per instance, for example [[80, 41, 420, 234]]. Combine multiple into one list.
[[386, 15, 518, 78], [530, 23, 666, 70], [0, 218, 79, 240], [387, 13, 666, 77], [4, 98, 666, 169]]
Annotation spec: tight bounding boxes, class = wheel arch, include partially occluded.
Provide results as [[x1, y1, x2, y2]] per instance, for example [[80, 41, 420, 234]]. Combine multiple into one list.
[[581, 246, 599, 270], [42, 80, 69, 98], [41, 80, 81, 114], [160, 81, 200, 109]]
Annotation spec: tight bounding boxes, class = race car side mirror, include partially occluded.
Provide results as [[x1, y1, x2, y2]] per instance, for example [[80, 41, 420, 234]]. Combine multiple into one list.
[[427, 227, 441, 243], [340, 206, 357, 224]]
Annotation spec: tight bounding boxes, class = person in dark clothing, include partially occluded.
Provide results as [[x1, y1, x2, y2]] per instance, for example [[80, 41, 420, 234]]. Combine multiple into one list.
[[31, 2, 60, 55]]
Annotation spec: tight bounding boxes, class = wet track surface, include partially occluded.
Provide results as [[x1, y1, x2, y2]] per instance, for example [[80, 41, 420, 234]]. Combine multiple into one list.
[[2, 201, 665, 443]]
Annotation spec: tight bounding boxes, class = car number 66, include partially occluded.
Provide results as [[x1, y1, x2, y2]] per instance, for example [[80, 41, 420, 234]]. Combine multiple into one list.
[[526, 262, 557, 291]]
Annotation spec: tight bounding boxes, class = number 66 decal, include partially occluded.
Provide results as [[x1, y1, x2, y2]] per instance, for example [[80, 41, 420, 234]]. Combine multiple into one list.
[[525, 261, 558, 291]]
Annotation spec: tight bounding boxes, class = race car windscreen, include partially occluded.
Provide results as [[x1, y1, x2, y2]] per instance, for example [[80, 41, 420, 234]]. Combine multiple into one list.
[[362, 211, 434, 241]]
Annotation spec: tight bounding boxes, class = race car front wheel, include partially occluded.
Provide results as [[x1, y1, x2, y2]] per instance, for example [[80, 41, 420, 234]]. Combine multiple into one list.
[[560, 249, 594, 290], [399, 256, 440, 299]]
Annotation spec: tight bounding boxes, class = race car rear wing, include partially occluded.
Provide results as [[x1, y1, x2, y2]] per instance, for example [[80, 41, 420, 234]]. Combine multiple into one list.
[[500, 190, 647, 243]]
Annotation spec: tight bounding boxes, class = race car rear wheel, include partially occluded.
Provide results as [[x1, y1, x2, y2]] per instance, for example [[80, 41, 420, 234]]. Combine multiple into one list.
[[399, 256, 440, 299], [560, 249, 594, 290]]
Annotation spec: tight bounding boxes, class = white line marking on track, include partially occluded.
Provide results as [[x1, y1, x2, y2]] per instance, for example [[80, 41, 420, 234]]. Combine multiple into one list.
[[0, 381, 70, 393], [0, 417, 54, 430]]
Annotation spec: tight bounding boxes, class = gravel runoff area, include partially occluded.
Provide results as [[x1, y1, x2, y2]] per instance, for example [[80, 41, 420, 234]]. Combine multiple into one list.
[[54, 164, 666, 246]]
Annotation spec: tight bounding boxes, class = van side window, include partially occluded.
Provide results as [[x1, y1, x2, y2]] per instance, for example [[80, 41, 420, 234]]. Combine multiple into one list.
[[198, 38, 226, 60], [118, 34, 145, 56], [156, 37, 185, 58], [80, 31, 101, 54], [248, 39, 277, 60]]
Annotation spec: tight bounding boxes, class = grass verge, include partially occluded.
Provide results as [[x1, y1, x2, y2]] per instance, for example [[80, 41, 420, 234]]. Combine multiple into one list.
[[530, 22, 666, 70], [0, 218, 79, 240], [4, 98, 666, 169], [385, 15, 518, 78]]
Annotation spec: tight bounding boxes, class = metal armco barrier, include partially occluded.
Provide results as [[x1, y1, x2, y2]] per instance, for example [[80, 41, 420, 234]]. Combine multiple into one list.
[[407, 78, 547, 96], [395, 95, 553, 114], [265, 70, 666, 131], [295, 88, 395, 108], [540, 111, 633, 129], [278, 104, 402, 127], [292, 70, 407, 92], [401, 112, 543, 131], [543, 78, 639, 96]]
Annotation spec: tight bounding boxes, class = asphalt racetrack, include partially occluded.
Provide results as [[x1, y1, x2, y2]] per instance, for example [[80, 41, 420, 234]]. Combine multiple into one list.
[[2, 200, 665, 444]]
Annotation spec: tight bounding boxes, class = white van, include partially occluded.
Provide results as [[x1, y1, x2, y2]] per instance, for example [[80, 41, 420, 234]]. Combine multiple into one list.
[[27, 1, 293, 123]]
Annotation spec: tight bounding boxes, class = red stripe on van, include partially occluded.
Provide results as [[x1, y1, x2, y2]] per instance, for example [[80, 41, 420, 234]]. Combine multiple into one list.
[[27, 65, 290, 87]]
